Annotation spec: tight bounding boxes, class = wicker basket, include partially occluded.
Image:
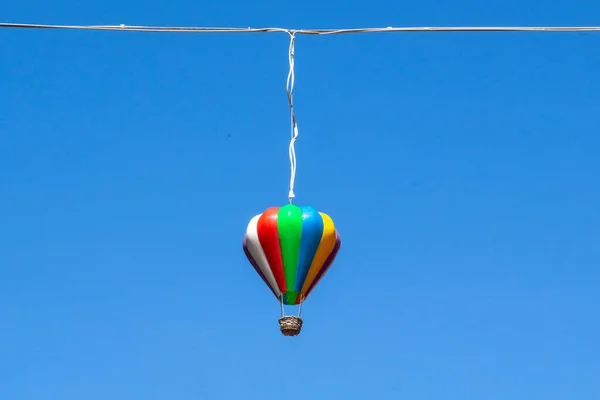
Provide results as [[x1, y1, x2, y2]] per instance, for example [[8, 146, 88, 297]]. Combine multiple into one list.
[[278, 316, 303, 336]]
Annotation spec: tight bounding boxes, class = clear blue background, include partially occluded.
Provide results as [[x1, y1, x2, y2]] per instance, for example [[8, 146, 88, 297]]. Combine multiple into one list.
[[2, 1, 599, 399]]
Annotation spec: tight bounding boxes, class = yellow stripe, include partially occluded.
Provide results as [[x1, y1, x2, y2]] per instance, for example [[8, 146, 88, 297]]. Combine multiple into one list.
[[300, 212, 337, 295]]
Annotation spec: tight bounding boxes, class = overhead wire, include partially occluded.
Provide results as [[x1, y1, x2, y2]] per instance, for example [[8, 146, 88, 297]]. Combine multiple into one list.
[[2, 22, 600, 34]]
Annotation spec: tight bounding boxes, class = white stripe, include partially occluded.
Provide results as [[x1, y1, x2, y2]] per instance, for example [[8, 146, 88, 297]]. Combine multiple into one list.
[[245, 214, 282, 296]]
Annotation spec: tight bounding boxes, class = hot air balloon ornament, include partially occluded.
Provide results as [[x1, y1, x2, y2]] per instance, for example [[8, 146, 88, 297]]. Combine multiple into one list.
[[243, 204, 341, 336], [243, 33, 341, 336]]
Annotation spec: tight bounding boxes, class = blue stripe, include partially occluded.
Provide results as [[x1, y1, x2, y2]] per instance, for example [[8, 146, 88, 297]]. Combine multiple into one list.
[[294, 206, 324, 293]]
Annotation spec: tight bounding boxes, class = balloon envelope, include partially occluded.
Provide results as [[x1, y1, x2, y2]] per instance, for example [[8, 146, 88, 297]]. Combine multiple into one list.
[[243, 204, 341, 305]]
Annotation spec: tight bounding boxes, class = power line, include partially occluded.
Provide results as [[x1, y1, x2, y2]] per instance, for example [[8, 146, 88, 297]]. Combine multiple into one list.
[[2, 22, 600, 34]]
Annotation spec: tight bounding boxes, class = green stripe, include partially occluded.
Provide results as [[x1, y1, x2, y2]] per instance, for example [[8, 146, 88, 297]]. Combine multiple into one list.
[[277, 204, 302, 302], [283, 292, 297, 305]]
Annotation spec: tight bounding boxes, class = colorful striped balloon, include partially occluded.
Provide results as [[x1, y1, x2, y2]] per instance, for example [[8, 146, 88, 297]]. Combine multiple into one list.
[[243, 204, 341, 305]]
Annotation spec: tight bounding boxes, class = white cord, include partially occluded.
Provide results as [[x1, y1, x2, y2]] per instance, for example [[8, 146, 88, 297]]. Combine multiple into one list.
[[3, 23, 600, 34], [286, 31, 298, 203], [6, 21, 600, 203]]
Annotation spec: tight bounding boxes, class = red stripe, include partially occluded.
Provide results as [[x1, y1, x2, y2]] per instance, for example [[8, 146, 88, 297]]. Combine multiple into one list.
[[257, 207, 287, 292]]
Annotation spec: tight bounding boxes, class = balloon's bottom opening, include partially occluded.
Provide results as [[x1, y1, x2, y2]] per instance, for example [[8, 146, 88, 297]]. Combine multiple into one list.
[[278, 316, 303, 336]]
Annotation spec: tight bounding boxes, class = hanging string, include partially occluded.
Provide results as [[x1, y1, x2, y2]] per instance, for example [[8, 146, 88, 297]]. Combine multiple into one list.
[[286, 31, 298, 203]]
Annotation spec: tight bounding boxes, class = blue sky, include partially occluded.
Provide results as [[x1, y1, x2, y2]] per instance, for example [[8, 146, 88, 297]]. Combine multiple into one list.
[[2, 1, 600, 399]]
